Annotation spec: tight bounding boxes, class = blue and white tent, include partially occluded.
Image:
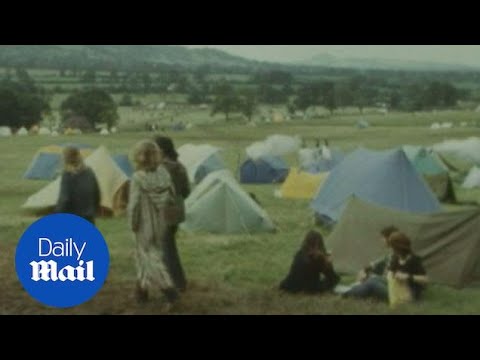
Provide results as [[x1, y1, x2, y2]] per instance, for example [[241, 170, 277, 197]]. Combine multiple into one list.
[[112, 154, 134, 178], [311, 148, 441, 222], [23, 144, 94, 180], [178, 144, 226, 185]]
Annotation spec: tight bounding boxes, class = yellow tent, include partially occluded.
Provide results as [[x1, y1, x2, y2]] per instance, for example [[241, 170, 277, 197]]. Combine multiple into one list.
[[279, 168, 329, 199]]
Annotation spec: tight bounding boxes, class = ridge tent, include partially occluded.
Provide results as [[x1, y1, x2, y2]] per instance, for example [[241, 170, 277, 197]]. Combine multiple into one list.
[[113, 154, 134, 178], [462, 166, 480, 189], [23, 144, 94, 180], [326, 197, 480, 288], [22, 146, 129, 216], [279, 168, 329, 200], [178, 144, 225, 184], [38, 127, 51, 135], [17, 127, 28, 136], [240, 156, 289, 184], [311, 148, 441, 223], [182, 170, 276, 234], [402, 145, 457, 203], [0, 126, 12, 137]]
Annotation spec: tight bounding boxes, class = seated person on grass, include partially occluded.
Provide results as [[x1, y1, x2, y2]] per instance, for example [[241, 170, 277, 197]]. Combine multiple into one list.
[[279, 230, 340, 294]]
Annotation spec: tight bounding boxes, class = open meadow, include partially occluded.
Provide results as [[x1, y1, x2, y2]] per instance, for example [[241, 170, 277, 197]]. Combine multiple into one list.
[[1, 110, 480, 315]]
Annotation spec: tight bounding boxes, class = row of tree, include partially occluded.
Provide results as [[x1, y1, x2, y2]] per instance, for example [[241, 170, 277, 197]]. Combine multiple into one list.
[[0, 80, 118, 130]]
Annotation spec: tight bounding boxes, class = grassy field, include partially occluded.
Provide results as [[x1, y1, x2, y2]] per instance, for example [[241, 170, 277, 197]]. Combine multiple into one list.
[[1, 112, 480, 315]]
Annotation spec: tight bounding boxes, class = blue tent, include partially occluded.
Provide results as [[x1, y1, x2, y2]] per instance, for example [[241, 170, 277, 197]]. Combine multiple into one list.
[[240, 156, 289, 184], [303, 149, 345, 174], [23, 144, 93, 180], [194, 153, 225, 184], [113, 154, 134, 178], [311, 148, 441, 222], [23, 153, 62, 180]]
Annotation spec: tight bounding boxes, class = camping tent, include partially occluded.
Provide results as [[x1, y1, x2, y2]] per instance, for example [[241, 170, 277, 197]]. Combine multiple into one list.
[[100, 128, 110, 136], [246, 135, 301, 160], [326, 197, 480, 288], [113, 154, 134, 178], [462, 166, 480, 189], [240, 156, 289, 184], [182, 170, 276, 234], [22, 146, 129, 216], [24, 144, 94, 180], [301, 149, 345, 174], [178, 144, 226, 184], [38, 127, 51, 135], [311, 148, 441, 222], [0, 126, 12, 137], [433, 137, 480, 164], [17, 127, 28, 136], [357, 120, 370, 129], [279, 168, 329, 199], [403, 145, 456, 203]]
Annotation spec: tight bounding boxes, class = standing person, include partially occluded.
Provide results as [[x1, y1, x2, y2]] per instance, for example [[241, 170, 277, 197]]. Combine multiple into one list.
[[55, 146, 101, 225], [154, 136, 190, 292], [279, 230, 340, 294], [127, 140, 179, 305]]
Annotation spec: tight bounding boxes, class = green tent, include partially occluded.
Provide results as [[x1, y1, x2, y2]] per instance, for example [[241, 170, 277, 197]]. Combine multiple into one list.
[[181, 170, 276, 234], [403, 146, 457, 203], [326, 197, 480, 288]]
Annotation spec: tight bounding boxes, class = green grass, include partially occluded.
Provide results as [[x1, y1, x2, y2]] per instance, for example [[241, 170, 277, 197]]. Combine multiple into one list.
[[1, 111, 480, 314]]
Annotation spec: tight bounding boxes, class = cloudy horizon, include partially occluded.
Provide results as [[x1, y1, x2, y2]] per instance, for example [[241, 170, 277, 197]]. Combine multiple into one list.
[[183, 45, 480, 66]]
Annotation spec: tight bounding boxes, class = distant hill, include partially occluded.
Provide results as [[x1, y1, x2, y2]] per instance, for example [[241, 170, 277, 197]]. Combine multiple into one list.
[[0, 45, 260, 70], [304, 52, 480, 72]]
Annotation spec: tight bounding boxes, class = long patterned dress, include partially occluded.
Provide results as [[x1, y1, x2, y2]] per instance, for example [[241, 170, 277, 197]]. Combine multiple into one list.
[[127, 166, 175, 292]]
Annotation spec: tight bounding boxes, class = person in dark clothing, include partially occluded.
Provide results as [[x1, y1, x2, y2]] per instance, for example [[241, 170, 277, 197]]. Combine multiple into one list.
[[343, 227, 428, 302], [386, 231, 428, 301], [280, 230, 340, 294], [55, 146, 101, 224], [342, 226, 398, 301], [154, 135, 190, 292]]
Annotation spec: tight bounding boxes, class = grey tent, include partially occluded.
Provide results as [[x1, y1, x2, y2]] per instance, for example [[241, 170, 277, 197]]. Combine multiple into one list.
[[181, 170, 276, 234], [326, 197, 480, 288]]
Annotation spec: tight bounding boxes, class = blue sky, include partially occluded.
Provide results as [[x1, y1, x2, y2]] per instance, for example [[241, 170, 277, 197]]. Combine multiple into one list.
[[183, 45, 480, 66]]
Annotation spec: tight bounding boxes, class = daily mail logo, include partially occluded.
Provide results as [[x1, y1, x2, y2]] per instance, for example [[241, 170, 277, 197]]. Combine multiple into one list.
[[30, 238, 94, 282], [16, 214, 109, 308]]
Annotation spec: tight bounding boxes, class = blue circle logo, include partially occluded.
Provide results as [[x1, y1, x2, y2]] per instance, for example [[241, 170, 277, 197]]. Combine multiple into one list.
[[15, 214, 110, 308]]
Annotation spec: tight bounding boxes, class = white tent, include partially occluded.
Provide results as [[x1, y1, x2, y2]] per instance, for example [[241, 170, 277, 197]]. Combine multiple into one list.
[[178, 144, 225, 184], [100, 128, 110, 136], [462, 167, 480, 189], [38, 127, 51, 135], [441, 122, 453, 129], [22, 146, 129, 213], [0, 126, 12, 137], [433, 137, 480, 164], [246, 134, 300, 160], [17, 127, 28, 136], [430, 122, 441, 130]]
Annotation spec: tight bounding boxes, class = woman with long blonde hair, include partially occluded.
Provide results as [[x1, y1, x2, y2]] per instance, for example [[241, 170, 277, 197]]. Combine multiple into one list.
[[56, 146, 100, 224], [127, 140, 179, 306]]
